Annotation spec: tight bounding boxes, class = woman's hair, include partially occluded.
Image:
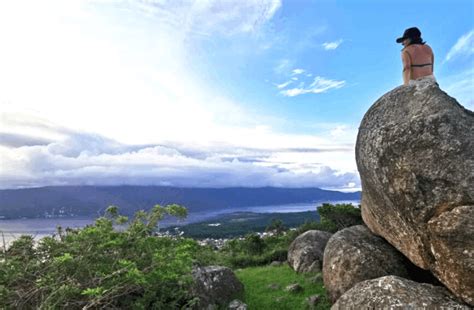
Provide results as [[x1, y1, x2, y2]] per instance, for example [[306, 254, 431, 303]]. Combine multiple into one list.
[[409, 37, 426, 45]]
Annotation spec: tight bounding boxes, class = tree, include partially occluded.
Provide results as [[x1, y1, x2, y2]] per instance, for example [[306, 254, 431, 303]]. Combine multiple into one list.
[[265, 219, 287, 235], [317, 203, 363, 232]]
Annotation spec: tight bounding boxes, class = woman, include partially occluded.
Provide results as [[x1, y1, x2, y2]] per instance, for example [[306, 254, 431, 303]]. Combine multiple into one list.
[[396, 27, 435, 85]]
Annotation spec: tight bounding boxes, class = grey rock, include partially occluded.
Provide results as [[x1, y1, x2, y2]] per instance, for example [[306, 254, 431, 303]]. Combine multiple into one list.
[[191, 266, 244, 309], [322, 225, 412, 303], [427, 205, 474, 305], [284, 283, 303, 293], [331, 276, 470, 310], [270, 261, 283, 266], [305, 294, 321, 309], [355, 82, 474, 305], [287, 230, 332, 273], [228, 299, 247, 310]]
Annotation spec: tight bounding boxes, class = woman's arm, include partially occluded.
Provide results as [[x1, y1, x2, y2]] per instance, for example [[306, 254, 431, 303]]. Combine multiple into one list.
[[401, 51, 411, 85], [431, 51, 435, 74]]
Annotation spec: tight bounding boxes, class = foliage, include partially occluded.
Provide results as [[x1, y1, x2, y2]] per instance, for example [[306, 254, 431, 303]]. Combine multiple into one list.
[[235, 265, 330, 310], [317, 203, 363, 232], [0, 204, 213, 309], [265, 218, 287, 235], [210, 203, 362, 269], [216, 233, 289, 269]]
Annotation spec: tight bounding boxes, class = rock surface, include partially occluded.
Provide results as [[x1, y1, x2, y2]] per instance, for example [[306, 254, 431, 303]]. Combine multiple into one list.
[[191, 266, 244, 309], [228, 299, 247, 310], [285, 283, 303, 293], [322, 225, 411, 303], [305, 294, 321, 309], [331, 276, 470, 310], [427, 205, 474, 305], [287, 230, 332, 273], [355, 81, 474, 304]]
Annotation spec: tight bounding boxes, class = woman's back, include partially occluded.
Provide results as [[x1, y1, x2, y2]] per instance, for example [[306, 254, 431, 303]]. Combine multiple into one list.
[[404, 44, 434, 80]]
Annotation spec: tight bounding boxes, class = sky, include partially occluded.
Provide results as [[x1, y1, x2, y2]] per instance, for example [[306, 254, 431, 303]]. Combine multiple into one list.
[[0, 0, 473, 191]]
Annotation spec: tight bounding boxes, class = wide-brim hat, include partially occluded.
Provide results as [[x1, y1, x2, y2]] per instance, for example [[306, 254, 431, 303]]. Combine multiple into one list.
[[396, 27, 421, 43]]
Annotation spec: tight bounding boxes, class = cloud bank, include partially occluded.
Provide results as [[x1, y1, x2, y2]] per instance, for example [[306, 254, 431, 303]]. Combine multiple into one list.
[[0, 114, 360, 191]]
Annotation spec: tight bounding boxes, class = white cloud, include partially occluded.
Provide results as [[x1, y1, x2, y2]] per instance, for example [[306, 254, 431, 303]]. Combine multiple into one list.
[[137, 0, 282, 36], [439, 68, 474, 111], [444, 29, 474, 62], [322, 39, 343, 50], [280, 76, 345, 97], [291, 68, 305, 75], [276, 81, 292, 89], [0, 117, 360, 190], [0, 0, 283, 146]]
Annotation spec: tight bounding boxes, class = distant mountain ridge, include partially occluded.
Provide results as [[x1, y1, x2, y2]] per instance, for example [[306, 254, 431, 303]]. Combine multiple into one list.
[[0, 186, 360, 219]]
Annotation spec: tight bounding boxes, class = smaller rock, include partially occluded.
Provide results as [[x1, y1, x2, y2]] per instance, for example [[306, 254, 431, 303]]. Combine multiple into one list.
[[323, 225, 412, 303], [305, 295, 321, 309], [267, 283, 280, 291], [228, 299, 247, 310], [275, 296, 285, 302], [288, 230, 332, 273], [285, 283, 303, 294], [270, 261, 283, 266], [191, 266, 244, 309]]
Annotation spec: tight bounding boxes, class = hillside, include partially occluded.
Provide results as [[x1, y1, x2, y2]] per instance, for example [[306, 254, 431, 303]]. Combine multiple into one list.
[[0, 186, 360, 219]]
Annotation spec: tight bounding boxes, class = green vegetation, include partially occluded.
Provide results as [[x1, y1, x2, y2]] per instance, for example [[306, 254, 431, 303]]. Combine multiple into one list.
[[217, 233, 289, 268], [0, 202, 361, 309], [317, 203, 363, 232], [211, 203, 362, 269], [235, 265, 331, 309], [0, 204, 213, 309]]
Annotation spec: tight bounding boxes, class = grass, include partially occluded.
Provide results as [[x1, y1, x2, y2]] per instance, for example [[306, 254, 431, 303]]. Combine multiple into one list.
[[235, 264, 331, 310]]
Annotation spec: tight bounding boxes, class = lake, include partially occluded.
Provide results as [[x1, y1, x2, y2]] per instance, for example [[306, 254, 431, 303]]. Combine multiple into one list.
[[0, 200, 359, 247]]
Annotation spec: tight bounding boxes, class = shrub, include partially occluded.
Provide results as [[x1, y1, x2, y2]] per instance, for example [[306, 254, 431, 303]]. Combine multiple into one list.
[[317, 203, 363, 232], [0, 205, 208, 309]]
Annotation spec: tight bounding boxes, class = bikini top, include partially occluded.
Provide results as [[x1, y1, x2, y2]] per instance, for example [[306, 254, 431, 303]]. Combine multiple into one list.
[[404, 50, 433, 68], [411, 63, 432, 68]]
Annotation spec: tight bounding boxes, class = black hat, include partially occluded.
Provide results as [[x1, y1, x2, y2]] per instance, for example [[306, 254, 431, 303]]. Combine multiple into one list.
[[396, 27, 421, 43]]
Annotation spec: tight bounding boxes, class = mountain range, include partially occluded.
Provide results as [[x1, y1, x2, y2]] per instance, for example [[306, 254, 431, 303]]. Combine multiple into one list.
[[0, 186, 360, 219]]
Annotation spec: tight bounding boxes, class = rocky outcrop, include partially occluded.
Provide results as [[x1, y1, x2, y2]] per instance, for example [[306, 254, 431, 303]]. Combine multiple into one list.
[[427, 205, 474, 305], [331, 276, 470, 310], [322, 225, 412, 303], [287, 230, 332, 273], [356, 81, 474, 304], [191, 266, 244, 309]]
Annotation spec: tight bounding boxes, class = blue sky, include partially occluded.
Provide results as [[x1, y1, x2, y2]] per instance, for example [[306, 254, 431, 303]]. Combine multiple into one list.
[[0, 0, 473, 190]]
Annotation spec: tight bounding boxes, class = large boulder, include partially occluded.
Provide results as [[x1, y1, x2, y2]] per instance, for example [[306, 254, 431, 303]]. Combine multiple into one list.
[[287, 230, 332, 273], [332, 276, 469, 309], [191, 266, 244, 309], [322, 225, 412, 303], [355, 81, 474, 304]]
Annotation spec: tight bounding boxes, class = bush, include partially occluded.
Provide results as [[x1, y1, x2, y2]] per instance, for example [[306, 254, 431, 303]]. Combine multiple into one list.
[[0, 205, 208, 309], [317, 203, 363, 232]]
